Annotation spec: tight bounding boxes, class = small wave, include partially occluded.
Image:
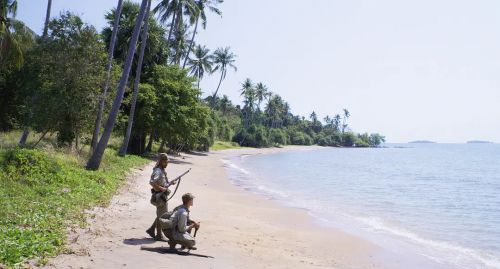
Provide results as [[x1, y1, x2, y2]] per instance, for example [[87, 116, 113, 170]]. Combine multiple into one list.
[[221, 159, 250, 175], [222, 159, 289, 199], [356, 216, 500, 269]]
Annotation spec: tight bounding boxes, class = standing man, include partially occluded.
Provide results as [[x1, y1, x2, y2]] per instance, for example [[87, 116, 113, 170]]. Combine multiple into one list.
[[171, 193, 200, 250], [146, 153, 174, 241]]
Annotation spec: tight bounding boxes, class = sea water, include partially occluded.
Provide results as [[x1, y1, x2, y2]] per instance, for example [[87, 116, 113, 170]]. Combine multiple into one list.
[[222, 144, 500, 269]]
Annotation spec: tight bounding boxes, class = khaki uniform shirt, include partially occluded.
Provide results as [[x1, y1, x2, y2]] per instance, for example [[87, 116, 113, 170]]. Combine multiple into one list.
[[150, 167, 168, 187]]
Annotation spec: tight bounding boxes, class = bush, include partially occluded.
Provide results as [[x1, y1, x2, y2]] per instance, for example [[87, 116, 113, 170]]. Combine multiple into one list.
[[342, 132, 358, 147], [289, 130, 313, 145], [233, 125, 270, 147], [2, 148, 63, 186], [269, 128, 287, 145]]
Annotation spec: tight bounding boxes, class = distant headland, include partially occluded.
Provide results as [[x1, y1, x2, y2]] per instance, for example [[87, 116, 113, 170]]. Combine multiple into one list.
[[408, 140, 436, 144], [467, 140, 494, 144]]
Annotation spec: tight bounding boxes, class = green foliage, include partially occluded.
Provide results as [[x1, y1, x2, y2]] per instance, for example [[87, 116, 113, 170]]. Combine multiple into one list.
[[269, 128, 287, 145], [233, 124, 270, 147], [288, 129, 313, 145], [2, 148, 63, 186], [20, 12, 111, 146], [0, 148, 148, 267], [102, 1, 168, 74], [135, 65, 212, 152], [210, 140, 244, 151], [341, 132, 358, 147]]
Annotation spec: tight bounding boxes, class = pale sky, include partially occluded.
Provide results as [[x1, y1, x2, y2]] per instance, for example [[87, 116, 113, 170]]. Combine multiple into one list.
[[19, 0, 500, 143]]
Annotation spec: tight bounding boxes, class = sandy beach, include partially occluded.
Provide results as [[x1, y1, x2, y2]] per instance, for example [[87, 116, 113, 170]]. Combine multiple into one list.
[[44, 146, 386, 269]]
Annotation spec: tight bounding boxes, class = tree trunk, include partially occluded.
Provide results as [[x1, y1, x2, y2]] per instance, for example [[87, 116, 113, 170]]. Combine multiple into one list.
[[91, 0, 124, 151], [182, 16, 199, 69], [19, 128, 29, 147], [159, 139, 166, 152], [43, 0, 52, 39], [146, 130, 154, 152], [128, 133, 146, 155], [86, 0, 149, 171], [119, 0, 151, 157], [210, 72, 224, 108]]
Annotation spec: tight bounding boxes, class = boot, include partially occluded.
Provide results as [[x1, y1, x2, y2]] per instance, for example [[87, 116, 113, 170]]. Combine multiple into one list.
[[155, 219, 168, 241], [146, 220, 156, 238]]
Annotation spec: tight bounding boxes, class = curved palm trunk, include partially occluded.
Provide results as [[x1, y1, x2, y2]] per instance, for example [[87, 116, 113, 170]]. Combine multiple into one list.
[[42, 0, 52, 38], [119, 0, 151, 157], [182, 16, 198, 69], [86, 0, 149, 170], [210, 72, 224, 108], [91, 0, 124, 151]]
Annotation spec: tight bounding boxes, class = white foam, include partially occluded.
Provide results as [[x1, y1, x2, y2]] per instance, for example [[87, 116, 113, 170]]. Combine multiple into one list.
[[221, 159, 250, 175], [356, 216, 500, 269]]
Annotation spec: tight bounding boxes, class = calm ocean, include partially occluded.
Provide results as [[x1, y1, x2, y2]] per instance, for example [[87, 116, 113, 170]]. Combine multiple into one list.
[[222, 144, 500, 269]]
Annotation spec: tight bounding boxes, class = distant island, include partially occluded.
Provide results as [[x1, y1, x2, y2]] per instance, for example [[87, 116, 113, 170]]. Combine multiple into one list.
[[408, 140, 436, 144], [467, 140, 494, 144]]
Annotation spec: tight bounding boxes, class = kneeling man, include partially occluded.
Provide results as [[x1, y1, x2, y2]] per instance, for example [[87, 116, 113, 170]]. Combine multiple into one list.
[[171, 193, 200, 250]]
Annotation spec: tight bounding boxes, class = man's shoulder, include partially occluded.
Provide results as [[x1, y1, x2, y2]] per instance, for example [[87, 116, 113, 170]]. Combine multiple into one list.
[[152, 167, 162, 172], [177, 206, 188, 215]]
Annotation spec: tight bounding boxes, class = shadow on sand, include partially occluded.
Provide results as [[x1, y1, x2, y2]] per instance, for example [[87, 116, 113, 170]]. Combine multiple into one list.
[[184, 151, 208, 157], [140, 246, 214, 259], [123, 238, 157, 246]]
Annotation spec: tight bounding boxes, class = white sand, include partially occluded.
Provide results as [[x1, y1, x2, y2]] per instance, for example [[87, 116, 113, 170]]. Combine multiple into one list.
[[44, 146, 387, 269]]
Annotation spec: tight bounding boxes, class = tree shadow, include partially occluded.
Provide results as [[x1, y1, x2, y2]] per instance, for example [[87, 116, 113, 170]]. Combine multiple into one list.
[[123, 238, 156, 246], [168, 159, 193, 165], [140, 246, 214, 259], [184, 151, 208, 157]]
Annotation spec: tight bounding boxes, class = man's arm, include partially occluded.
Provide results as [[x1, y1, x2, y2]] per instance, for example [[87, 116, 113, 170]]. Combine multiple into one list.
[[150, 182, 167, 192]]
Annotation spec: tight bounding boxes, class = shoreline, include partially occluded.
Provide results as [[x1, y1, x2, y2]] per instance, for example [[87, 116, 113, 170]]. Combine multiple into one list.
[[44, 145, 426, 269]]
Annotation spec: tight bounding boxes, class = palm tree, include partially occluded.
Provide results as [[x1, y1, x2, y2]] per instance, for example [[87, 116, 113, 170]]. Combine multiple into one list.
[[333, 114, 341, 132], [119, 0, 151, 156], [170, 21, 191, 65], [0, 0, 22, 68], [240, 78, 253, 99], [342, 108, 350, 134], [220, 94, 230, 115], [182, 0, 222, 69], [87, 0, 149, 170], [254, 82, 269, 111], [187, 44, 213, 88], [240, 78, 254, 125], [154, 0, 197, 63], [42, 0, 52, 38], [91, 0, 124, 151], [211, 46, 236, 107]]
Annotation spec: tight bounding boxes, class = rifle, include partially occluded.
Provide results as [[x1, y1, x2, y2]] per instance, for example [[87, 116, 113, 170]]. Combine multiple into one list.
[[167, 168, 191, 187], [166, 168, 191, 201]]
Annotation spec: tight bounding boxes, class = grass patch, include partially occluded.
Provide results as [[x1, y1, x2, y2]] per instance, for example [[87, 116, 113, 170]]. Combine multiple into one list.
[[0, 147, 149, 268], [210, 141, 245, 151]]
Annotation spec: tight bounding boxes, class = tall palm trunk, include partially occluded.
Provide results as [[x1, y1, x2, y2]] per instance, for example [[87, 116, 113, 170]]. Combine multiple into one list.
[[119, 0, 151, 157], [86, 0, 149, 170], [91, 0, 124, 151], [211, 72, 224, 108], [19, 0, 52, 147], [167, 11, 176, 42], [182, 15, 198, 69], [42, 0, 52, 38]]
